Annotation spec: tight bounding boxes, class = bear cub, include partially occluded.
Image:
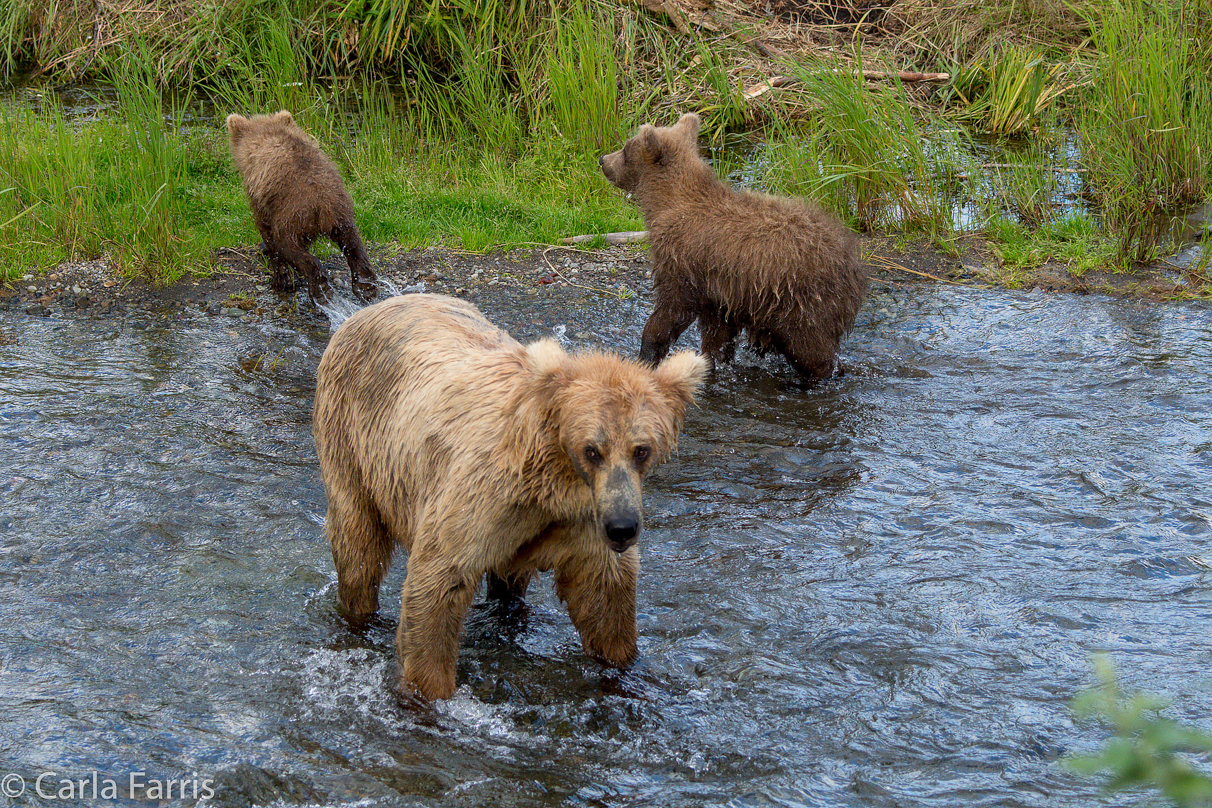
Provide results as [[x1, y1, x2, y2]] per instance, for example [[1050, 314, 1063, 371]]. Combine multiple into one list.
[[226, 110, 377, 306], [600, 112, 867, 379], [313, 293, 707, 700]]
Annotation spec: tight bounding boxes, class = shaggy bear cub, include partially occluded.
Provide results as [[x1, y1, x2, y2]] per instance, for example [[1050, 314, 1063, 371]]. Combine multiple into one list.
[[600, 112, 867, 379], [226, 110, 377, 306]]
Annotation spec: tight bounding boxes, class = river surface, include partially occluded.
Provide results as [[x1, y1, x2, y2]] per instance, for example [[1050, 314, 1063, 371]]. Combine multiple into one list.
[[1, 278, 1210, 807]]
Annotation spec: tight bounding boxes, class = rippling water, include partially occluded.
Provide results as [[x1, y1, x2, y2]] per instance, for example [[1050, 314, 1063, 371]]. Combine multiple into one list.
[[1, 279, 1209, 807]]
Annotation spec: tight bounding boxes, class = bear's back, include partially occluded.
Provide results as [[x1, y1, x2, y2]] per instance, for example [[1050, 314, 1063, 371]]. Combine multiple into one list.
[[319, 295, 523, 422], [649, 184, 860, 318], [229, 117, 349, 213]]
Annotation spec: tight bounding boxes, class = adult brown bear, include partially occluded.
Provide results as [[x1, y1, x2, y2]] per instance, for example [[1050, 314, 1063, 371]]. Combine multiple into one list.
[[313, 294, 706, 700]]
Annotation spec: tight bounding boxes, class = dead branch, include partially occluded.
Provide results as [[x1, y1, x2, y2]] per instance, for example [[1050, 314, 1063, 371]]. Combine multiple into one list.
[[560, 231, 649, 246], [744, 70, 951, 99], [869, 254, 979, 287], [639, 0, 720, 34]]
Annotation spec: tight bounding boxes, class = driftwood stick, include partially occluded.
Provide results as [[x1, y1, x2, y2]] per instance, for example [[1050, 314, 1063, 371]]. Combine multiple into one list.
[[864, 69, 951, 81], [982, 163, 1086, 173], [743, 75, 796, 99], [560, 231, 649, 246], [729, 30, 789, 60], [744, 70, 951, 99], [869, 255, 976, 287]]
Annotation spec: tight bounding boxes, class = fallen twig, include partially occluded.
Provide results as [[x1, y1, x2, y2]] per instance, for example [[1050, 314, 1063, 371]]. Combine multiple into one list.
[[540, 248, 634, 300], [743, 70, 951, 99], [560, 231, 649, 246], [868, 254, 978, 287]]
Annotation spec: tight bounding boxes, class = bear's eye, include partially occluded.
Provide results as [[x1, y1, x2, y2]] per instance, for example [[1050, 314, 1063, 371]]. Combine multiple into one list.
[[633, 445, 651, 464], [584, 446, 603, 465]]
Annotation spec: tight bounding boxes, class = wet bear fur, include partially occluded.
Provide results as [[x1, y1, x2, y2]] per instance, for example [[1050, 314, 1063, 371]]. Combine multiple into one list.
[[226, 110, 377, 306], [599, 112, 867, 379], [313, 293, 706, 700]]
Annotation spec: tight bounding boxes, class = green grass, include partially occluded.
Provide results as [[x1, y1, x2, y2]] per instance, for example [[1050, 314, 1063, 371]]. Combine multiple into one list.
[[2, 0, 1210, 289], [984, 210, 1113, 275], [1077, 0, 1212, 264], [757, 59, 965, 234], [0, 76, 639, 283], [0, 1, 653, 283], [944, 47, 1075, 135]]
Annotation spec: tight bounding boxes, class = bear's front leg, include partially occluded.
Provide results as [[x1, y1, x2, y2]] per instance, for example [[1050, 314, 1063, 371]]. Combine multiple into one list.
[[639, 293, 697, 366], [397, 553, 477, 700], [556, 544, 639, 668]]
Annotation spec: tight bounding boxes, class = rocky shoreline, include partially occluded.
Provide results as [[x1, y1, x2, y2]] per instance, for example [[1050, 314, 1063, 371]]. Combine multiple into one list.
[[0, 239, 1205, 336]]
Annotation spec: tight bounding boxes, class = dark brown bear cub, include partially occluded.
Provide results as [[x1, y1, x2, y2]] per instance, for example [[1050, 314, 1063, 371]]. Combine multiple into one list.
[[600, 112, 867, 379], [226, 110, 377, 306]]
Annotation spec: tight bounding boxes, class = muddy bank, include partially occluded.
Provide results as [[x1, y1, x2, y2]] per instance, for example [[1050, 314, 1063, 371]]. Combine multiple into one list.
[[0, 238, 1206, 338]]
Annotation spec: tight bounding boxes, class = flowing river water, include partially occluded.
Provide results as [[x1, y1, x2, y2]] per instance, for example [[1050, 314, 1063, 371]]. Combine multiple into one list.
[[1, 273, 1210, 807]]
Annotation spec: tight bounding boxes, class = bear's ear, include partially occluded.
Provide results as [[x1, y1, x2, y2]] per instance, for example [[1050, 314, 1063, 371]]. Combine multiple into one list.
[[675, 112, 702, 143], [225, 113, 248, 142], [523, 338, 568, 378], [640, 125, 667, 166], [274, 110, 295, 126], [653, 350, 707, 413]]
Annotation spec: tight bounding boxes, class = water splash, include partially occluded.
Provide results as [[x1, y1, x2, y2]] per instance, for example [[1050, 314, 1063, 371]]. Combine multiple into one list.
[[317, 294, 366, 330], [316, 279, 426, 331]]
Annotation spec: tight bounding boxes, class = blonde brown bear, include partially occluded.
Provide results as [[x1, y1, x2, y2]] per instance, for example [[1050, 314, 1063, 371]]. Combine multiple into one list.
[[226, 110, 377, 306], [313, 294, 706, 700], [600, 112, 867, 379]]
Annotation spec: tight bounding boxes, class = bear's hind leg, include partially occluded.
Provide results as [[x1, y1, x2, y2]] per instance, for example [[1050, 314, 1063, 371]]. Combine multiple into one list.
[[331, 224, 378, 303], [698, 310, 739, 368], [327, 492, 394, 622], [486, 571, 531, 603], [556, 544, 639, 668], [262, 243, 299, 294], [484, 571, 532, 627], [398, 550, 478, 700], [276, 240, 334, 306]]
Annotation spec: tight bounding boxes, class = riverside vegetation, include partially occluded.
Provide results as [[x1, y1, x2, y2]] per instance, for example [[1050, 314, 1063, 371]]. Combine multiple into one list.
[[0, 0, 1209, 291]]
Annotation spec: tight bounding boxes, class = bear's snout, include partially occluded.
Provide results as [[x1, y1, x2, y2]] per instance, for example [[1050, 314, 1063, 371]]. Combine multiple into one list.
[[599, 150, 626, 190], [604, 516, 640, 552]]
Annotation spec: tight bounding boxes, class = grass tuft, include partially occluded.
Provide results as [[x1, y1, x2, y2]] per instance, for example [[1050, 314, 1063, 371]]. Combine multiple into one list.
[[1077, 0, 1212, 263], [945, 47, 1075, 135]]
